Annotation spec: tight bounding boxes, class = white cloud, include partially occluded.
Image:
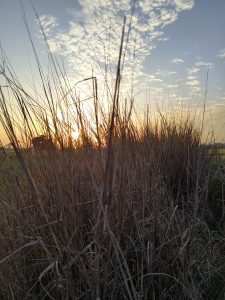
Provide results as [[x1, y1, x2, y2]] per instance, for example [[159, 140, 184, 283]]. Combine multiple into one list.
[[195, 61, 214, 68], [150, 86, 164, 92], [218, 48, 225, 59], [37, 0, 196, 102], [155, 69, 177, 77], [158, 37, 170, 42], [148, 75, 163, 82], [160, 9, 178, 26], [186, 67, 201, 94], [187, 67, 200, 74], [173, 0, 194, 10], [184, 59, 214, 96], [172, 58, 184, 64], [39, 15, 58, 35], [189, 86, 201, 94], [187, 75, 197, 80], [166, 84, 179, 88], [168, 71, 177, 75], [186, 79, 200, 87]]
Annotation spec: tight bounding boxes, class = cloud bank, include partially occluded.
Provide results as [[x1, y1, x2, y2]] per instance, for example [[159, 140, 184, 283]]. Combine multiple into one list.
[[38, 0, 195, 101]]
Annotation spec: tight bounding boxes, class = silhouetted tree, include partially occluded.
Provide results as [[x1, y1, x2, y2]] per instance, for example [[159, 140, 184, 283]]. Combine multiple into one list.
[[32, 135, 55, 151]]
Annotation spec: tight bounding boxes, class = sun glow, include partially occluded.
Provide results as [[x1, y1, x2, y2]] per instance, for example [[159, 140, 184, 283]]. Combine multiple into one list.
[[71, 128, 80, 141]]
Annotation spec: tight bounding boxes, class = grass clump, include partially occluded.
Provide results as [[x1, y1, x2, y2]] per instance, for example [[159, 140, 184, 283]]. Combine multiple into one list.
[[0, 18, 225, 300]]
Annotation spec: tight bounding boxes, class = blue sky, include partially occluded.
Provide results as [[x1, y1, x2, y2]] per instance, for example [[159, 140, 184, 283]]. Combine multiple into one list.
[[0, 0, 225, 143]]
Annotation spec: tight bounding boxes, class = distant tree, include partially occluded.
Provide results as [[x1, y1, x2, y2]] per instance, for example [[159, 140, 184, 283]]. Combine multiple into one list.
[[32, 135, 55, 151]]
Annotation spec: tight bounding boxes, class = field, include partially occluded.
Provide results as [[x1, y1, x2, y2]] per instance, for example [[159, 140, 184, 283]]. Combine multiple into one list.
[[0, 149, 23, 202], [1, 14, 225, 300], [209, 148, 225, 160]]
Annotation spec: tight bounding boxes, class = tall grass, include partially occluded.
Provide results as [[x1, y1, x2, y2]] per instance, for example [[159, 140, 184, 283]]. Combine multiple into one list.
[[0, 14, 225, 300]]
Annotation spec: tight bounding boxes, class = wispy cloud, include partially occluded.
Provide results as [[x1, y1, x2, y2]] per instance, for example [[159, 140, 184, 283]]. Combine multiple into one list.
[[189, 86, 201, 94], [186, 79, 200, 87], [186, 66, 201, 94], [148, 75, 163, 82], [174, 0, 195, 10], [38, 0, 195, 99], [187, 75, 197, 80], [218, 48, 225, 59], [158, 37, 170, 42], [172, 58, 184, 64], [195, 60, 213, 68], [185, 58, 213, 95], [155, 69, 177, 77], [187, 67, 200, 75], [38, 15, 58, 35], [165, 84, 179, 88]]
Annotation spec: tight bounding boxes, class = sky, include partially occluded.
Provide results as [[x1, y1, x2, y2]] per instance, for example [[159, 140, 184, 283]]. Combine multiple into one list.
[[0, 0, 225, 145]]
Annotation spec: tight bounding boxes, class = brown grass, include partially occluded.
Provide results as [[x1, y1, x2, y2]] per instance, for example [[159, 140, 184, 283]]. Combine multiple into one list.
[[0, 14, 225, 300]]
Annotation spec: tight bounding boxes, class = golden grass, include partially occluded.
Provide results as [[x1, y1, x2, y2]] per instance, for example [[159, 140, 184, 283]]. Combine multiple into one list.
[[0, 15, 225, 300]]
